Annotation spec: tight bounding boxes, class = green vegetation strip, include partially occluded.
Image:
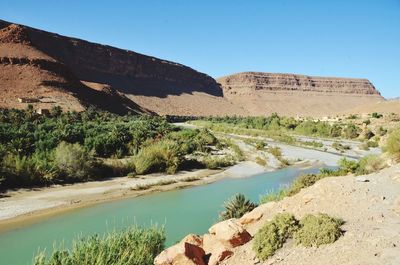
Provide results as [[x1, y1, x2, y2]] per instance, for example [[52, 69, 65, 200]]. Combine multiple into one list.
[[33, 225, 165, 265]]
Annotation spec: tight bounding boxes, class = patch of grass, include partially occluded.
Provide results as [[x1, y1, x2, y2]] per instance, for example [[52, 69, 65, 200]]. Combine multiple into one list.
[[252, 213, 298, 261], [182, 176, 201, 182], [131, 183, 153, 191], [332, 142, 351, 152], [259, 189, 287, 204], [268, 146, 290, 166], [156, 179, 177, 186], [33, 225, 165, 265], [202, 155, 235, 169], [255, 156, 267, 166], [286, 174, 324, 196], [294, 214, 344, 247]]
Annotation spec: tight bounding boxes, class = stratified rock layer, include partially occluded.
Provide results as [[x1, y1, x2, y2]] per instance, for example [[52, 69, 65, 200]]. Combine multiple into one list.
[[218, 72, 383, 117], [218, 72, 380, 95]]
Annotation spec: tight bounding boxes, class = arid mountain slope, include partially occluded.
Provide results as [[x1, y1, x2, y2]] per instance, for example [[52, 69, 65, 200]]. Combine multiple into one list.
[[218, 72, 384, 117], [0, 19, 244, 116], [0, 20, 386, 116], [343, 99, 400, 116]]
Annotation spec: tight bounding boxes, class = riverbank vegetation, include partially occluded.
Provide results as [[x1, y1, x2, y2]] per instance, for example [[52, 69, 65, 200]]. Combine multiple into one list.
[[33, 225, 165, 265], [0, 108, 239, 190], [260, 154, 386, 204], [190, 114, 364, 140]]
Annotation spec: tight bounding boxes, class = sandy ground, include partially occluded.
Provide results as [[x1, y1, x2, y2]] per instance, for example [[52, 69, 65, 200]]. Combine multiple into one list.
[[220, 164, 400, 265]]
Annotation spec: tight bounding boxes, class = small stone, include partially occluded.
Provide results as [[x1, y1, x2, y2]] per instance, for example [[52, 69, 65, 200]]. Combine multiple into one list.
[[382, 196, 386, 200], [356, 176, 369, 182]]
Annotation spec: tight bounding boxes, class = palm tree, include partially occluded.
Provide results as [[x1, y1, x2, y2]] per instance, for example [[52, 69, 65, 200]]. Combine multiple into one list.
[[219, 193, 257, 221]]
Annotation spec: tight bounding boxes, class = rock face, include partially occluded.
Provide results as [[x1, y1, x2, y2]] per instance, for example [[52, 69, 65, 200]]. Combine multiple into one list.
[[154, 219, 252, 265], [0, 19, 244, 116], [0, 19, 385, 117], [218, 72, 380, 95], [218, 72, 384, 117]]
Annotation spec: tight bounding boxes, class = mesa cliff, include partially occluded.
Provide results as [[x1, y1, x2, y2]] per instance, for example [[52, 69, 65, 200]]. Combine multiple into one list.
[[0, 19, 384, 117], [218, 72, 383, 117]]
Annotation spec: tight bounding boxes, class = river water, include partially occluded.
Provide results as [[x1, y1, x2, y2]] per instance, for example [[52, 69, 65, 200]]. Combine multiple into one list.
[[0, 166, 323, 265]]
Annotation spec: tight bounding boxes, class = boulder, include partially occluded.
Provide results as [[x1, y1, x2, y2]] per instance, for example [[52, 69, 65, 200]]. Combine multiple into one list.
[[208, 219, 252, 247], [203, 234, 233, 265], [154, 234, 205, 265]]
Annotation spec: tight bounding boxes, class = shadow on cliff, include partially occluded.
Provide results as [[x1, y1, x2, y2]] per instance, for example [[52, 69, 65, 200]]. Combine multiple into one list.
[[0, 19, 224, 99], [41, 80, 155, 115]]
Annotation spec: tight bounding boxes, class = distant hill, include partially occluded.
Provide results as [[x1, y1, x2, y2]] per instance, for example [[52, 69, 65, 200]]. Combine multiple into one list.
[[217, 72, 384, 117], [0, 20, 385, 117]]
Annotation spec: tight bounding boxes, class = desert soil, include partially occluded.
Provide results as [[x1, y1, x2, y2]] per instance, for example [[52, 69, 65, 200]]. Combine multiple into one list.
[[221, 164, 400, 265]]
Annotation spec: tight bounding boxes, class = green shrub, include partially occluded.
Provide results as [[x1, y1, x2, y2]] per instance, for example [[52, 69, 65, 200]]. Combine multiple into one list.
[[54, 142, 95, 181], [202, 155, 235, 169], [286, 174, 324, 196], [294, 214, 343, 247], [252, 213, 298, 260], [338, 158, 359, 174], [219, 193, 257, 221], [371, 112, 383, 119], [357, 155, 386, 175], [385, 128, 400, 159], [366, 140, 379, 148], [343, 124, 360, 139], [33, 225, 165, 265], [133, 140, 182, 175]]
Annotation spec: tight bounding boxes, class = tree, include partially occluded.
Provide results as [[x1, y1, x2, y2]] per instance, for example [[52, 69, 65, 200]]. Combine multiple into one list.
[[219, 193, 257, 221]]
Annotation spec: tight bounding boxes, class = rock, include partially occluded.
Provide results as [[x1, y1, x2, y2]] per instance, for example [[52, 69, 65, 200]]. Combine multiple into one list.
[[203, 234, 234, 265], [208, 219, 252, 247], [356, 176, 369, 182], [154, 234, 206, 265], [239, 210, 263, 225], [181, 234, 203, 247]]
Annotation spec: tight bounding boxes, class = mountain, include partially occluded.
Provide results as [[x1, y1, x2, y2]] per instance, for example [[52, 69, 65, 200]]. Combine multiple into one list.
[[217, 72, 384, 117], [0, 19, 244, 116], [0, 20, 384, 117]]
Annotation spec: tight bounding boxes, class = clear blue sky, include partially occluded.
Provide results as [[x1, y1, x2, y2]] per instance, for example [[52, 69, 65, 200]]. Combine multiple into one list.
[[1, 0, 399, 98]]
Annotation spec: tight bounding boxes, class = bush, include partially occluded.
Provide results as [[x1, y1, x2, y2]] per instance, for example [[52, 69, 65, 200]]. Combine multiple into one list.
[[202, 155, 235, 169], [133, 140, 182, 175], [252, 213, 298, 260], [268, 146, 282, 158], [219, 193, 257, 221], [294, 214, 343, 247], [338, 158, 359, 174], [286, 174, 324, 196], [54, 142, 95, 181], [371, 112, 383, 119], [385, 128, 400, 159], [255, 156, 267, 166], [357, 155, 386, 175], [33, 225, 165, 265]]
